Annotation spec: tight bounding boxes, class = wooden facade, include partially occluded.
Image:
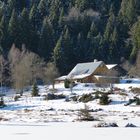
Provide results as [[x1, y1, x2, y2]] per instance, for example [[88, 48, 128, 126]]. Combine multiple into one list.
[[74, 63, 119, 83]]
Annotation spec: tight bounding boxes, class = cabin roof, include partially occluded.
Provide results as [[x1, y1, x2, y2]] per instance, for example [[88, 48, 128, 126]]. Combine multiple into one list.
[[67, 61, 104, 78], [106, 64, 117, 69]]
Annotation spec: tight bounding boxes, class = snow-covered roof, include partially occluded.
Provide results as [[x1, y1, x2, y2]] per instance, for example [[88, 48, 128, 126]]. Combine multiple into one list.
[[55, 75, 67, 81], [67, 61, 104, 79], [106, 64, 117, 69], [72, 74, 90, 79]]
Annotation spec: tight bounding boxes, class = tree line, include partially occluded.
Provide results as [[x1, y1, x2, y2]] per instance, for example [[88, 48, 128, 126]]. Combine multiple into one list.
[[0, 0, 140, 88]]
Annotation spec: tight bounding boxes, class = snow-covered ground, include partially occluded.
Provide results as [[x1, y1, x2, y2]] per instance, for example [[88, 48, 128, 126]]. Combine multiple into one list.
[[0, 123, 140, 140], [0, 80, 140, 139]]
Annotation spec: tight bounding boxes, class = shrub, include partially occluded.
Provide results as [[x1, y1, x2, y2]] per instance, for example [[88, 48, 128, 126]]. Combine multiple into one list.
[[64, 79, 70, 88], [131, 88, 140, 94], [125, 97, 140, 106], [0, 97, 5, 107], [31, 83, 39, 97], [70, 95, 79, 102], [44, 94, 55, 100], [135, 97, 140, 105], [14, 95, 21, 101], [94, 93, 100, 99], [78, 105, 94, 121], [79, 94, 93, 103], [57, 94, 66, 99], [125, 123, 137, 127], [93, 91, 106, 95], [99, 94, 111, 105], [45, 93, 66, 100], [95, 122, 118, 127]]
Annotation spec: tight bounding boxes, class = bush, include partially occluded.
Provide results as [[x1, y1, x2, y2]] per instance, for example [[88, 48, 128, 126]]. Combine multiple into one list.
[[14, 95, 21, 101], [131, 88, 140, 94], [71, 96, 79, 102], [94, 93, 100, 99], [79, 94, 93, 103], [45, 93, 66, 100], [95, 122, 118, 127], [93, 91, 106, 95], [99, 94, 111, 105], [78, 105, 94, 121], [31, 83, 39, 97], [0, 97, 5, 107], [64, 79, 70, 88], [135, 97, 140, 105], [125, 97, 140, 106], [125, 123, 137, 127]]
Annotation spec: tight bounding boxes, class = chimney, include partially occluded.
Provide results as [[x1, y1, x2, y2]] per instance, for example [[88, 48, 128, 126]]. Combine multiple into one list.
[[94, 59, 98, 62]]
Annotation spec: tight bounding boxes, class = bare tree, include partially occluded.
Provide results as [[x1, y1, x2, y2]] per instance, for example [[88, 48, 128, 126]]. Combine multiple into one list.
[[44, 62, 59, 90], [0, 53, 8, 95], [65, 7, 100, 22], [0, 54, 4, 95], [8, 44, 45, 93]]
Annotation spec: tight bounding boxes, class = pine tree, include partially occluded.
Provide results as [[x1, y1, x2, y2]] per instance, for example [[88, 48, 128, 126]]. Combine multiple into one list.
[[39, 18, 54, 62], [130, 19, 140, 62], [8, 9, 20, 46], [119, 0, 137, 26], [75, 0, 91, 12], [104, 11, 116, 42], [38, 0, 47, 19], [75, 32, 86, 62], [53, 35, 65, 74], [19, 8, 30, 46], [62, 28, 75, 72], [109, 27, 120, 62], [29, 4, 39, 30], [0, 15, 8, 49], [87, 22, 98, 38], [53, 27, 75, 74], [58, 7, 64, 26], [31, 82, 39, 97], [49, 0, 60, 28], [29, 4, 39, 51], [8, 0, 16, 12]]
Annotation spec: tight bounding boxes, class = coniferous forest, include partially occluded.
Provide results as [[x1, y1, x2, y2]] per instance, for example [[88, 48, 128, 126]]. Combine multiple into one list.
[[0, 0, 140, 87]]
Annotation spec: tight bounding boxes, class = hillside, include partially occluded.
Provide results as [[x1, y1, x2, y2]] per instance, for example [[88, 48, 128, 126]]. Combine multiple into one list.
[[0, 0, 140, 75]]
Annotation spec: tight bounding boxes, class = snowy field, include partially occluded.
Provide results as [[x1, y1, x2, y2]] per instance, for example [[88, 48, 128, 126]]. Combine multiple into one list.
[[0, 123, 140, 140], [0, 79, 140, 139]]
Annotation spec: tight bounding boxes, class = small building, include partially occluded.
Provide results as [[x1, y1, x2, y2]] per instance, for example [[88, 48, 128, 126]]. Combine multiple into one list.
[[56, 60, 120, 84]]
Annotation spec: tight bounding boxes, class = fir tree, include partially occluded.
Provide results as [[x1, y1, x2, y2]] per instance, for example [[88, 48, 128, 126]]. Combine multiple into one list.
[[39, 18, 54, 61], [29, 4, 39, 51], [31, 82, 39, 97], [8, 9, 20, 46], [119, 0, 137, 26], [19, 8, 30, 46], [38, 0, 47, 19]]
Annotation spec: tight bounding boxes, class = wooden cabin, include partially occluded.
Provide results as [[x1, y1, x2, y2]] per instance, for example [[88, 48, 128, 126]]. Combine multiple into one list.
[[56, 60, 120, 84]]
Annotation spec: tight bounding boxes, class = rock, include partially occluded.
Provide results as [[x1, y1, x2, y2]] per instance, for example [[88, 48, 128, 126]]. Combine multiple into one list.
[[125, 123, 137, 127], [94, 122, 118, 127]]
